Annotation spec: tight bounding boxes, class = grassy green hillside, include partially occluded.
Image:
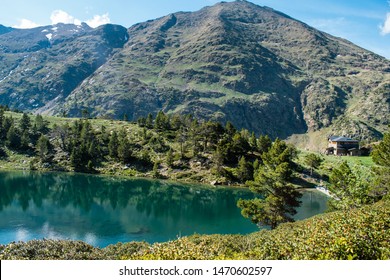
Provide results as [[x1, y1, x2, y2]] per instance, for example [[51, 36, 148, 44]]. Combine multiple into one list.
[[0, 111, 278, 186]]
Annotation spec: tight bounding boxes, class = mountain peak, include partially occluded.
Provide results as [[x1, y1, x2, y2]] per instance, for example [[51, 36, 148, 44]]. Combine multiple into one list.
[[0, 2, 389, 143]]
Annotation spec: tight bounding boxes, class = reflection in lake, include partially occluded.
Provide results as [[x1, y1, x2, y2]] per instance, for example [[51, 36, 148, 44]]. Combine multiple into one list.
[[0, 171, 328, 247]]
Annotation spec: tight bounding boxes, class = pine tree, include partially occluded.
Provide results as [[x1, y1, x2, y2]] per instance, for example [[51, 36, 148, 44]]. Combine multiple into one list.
[[225, 121, 236, 138], [19, 113, 31, 133], [36, 135, 53, 163], [88, 140, 101, 165], [0, 146, 6, 158], [231, 132, 251, 160], [80, 120, 93, 143], [166, 148, 174, 167], [34, 114, 49, 134], [372, 130, 390, 168], [70, 142, 90, 171], [20, 130, 30, 151], [98, 125, 109, 149], [199, 121, 224, 152], [108, 131, 119, 159], [145, 113, 153, 128], [236, 156, 253, 183], [117, 128, 131, 164], [328, 161, 373, 210], [2, 116, 14, 138], [189, 119, 200, 157], [154, 111, 169, 130], [212, 147, 224, 176], [249, 132, 257, 152], [70, 146, 82, 170], [238, 139, 301, 229], [304, 153, 323, 175], [137, 117, 146, 127], [6, 124, 20, 149], [370, 129, 390, 200], [170, 114, 182, 131], [258, 135, 272, 154]]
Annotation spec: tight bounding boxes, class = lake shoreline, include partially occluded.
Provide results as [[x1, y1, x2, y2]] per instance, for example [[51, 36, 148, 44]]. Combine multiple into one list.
[[0, 169, 329, 248], [0, 163, 249, 191]]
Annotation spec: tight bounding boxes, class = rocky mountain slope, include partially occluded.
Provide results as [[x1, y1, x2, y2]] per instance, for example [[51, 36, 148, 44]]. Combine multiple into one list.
[[0, 23, 128, 114], [0, 0, 389, 143]]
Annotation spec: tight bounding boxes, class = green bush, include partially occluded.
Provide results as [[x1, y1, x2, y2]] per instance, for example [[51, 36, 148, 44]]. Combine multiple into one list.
[[0, 240, 106, 260]]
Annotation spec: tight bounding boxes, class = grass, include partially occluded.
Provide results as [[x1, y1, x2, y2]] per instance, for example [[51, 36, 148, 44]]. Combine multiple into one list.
[[323, 155, 374, 168], [297, 148, 374, 168], [0, 151, 31, 170], [295, 149, 375, 189], [5, 111, 143, 133]]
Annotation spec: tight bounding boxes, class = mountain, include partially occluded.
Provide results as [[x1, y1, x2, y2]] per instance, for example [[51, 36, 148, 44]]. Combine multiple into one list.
[[0, 24, 13, 35], [0, 0, 389, 144], [0, 23, 128, 113]]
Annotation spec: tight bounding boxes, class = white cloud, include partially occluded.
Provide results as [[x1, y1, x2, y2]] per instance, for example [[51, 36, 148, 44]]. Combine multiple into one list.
[[13, 19, 40, 29], [380, 13, 390, 35], [14, 10, 111, 29], [49, 10, 110, 28], [86, 13, 111, 28], [50, 10, 81, 25]]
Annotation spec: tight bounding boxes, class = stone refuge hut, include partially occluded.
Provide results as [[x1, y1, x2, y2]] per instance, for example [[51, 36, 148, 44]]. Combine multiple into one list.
[[325, 136, 360, 156]]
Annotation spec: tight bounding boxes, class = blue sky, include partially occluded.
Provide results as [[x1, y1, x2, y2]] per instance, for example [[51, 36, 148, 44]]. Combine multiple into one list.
[[1, 0, 389, 58]]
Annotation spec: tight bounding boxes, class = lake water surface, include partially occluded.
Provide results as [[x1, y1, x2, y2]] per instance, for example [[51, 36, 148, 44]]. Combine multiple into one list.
[[0, 171, 328, 247]]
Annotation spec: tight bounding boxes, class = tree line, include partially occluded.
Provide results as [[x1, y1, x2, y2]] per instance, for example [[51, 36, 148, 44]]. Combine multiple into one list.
[[0, 108, 276, 176]]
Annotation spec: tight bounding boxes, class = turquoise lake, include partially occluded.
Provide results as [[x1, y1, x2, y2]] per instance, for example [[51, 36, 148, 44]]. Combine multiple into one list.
[[0, 171, 329, 247]]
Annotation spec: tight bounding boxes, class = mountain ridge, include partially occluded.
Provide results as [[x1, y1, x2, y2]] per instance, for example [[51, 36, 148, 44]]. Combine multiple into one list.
[[0, 0, 389, 147]]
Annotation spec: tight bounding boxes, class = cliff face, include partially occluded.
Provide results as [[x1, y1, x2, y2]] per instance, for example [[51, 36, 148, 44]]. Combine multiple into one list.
[[0, 1, 389, 140]]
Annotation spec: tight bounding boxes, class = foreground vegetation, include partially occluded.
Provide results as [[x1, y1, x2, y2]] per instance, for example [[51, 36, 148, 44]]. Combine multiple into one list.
[[1, 199, 389, 260]]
